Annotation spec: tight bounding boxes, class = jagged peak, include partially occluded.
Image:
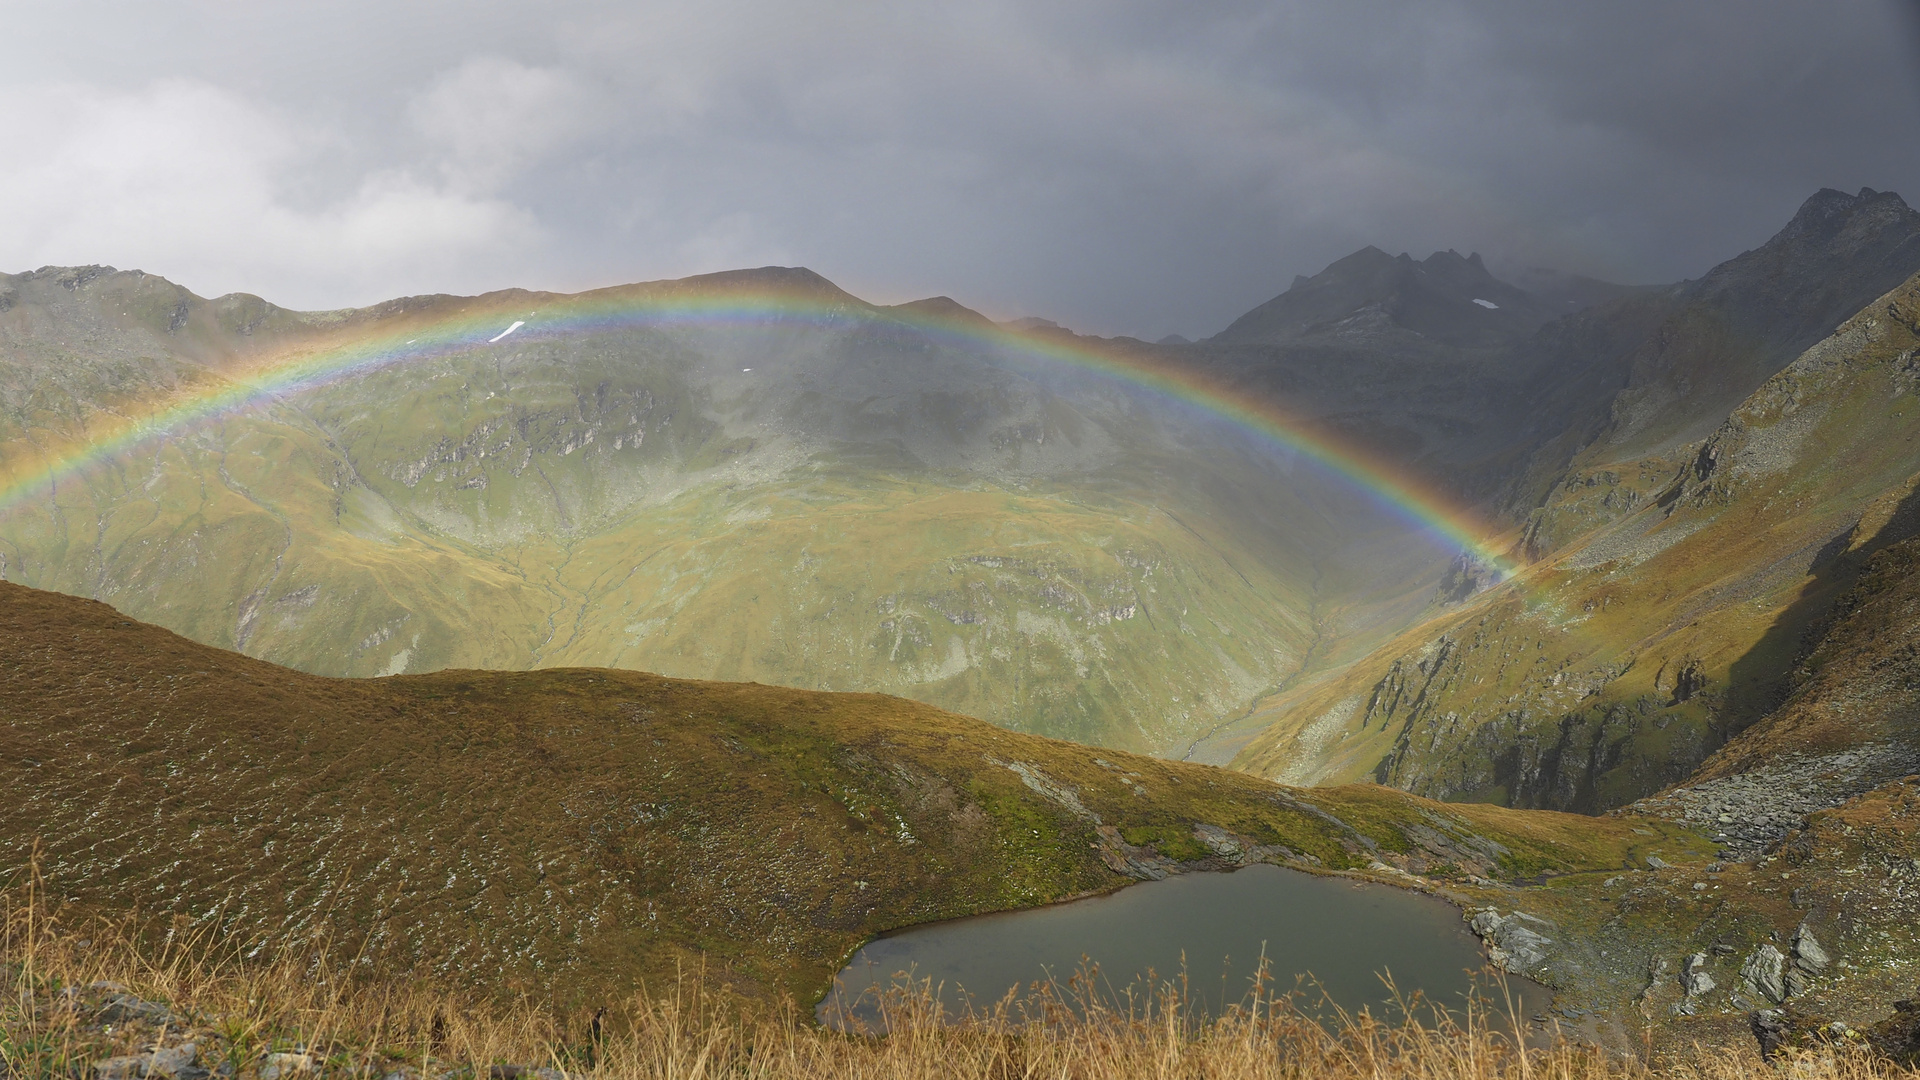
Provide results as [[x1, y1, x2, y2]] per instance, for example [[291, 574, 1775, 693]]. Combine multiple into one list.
[[1772, 186, 1916, 246], [1210, 240, 1548, 345]]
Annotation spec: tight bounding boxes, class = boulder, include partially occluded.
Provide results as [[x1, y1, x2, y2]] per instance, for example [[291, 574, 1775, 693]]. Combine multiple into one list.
[[1468, 909, 1554, 974], [1752, 1009, 1791, 1061], [1741, 944, 1788, 1004], [99, 994, 176, 1026], [259, 1053, 316, 1080], [1681, 952, 1717, 997], [1793, 923, 1832, 972]]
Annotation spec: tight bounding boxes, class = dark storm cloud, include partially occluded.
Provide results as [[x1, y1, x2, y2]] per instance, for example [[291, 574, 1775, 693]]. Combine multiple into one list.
[[4, 1, 1917, 339]]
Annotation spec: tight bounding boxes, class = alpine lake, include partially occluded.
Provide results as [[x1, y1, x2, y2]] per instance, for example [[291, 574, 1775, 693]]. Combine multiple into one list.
[[820, 864, 1547, 1031]]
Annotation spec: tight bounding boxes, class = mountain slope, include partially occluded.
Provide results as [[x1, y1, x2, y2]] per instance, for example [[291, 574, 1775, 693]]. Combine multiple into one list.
[[0, 580, 1690, 1006], [1181, 250, 1590, 486], [1508, 187, 1920, 544], [1233, 264, 1920, 811], [0, 265, 1470, 755]]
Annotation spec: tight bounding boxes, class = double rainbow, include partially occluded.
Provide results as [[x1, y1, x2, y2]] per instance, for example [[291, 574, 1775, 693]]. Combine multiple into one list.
[[0, 269, 1521, 580]]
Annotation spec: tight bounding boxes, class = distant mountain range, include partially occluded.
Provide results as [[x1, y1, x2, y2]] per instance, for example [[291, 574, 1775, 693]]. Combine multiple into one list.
[[3, 186, 1918, 790]]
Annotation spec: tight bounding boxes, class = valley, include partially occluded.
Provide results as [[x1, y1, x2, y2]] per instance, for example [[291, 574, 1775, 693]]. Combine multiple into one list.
[[7, 186, 1920, 1064], [0, 265, 1462, 756]]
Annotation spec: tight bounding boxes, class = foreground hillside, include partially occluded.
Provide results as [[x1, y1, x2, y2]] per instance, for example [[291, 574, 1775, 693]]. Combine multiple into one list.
[[0, 581, 1700, 1008]]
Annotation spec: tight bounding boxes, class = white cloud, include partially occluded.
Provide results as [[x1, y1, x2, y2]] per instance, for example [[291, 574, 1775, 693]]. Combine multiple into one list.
[[0, 79, 542, 307]]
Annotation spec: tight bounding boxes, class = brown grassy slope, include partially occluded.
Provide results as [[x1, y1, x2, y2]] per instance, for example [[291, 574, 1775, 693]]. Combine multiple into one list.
[[0, 580, 1704, 1010]]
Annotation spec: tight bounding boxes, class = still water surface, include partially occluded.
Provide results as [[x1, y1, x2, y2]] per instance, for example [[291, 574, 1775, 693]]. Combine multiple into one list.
[[821, 864, 1545, 1029]]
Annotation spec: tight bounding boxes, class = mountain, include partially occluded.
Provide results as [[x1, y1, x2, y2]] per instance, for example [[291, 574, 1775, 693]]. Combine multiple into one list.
[[1175, 250, 1624, 501], [1502, 187, 1920, 539], [1234, 255, 1920, 814], [10, 189, 1920, 1051], [0, 579, 1670, 1005], [0, 263, 1482, 757], [1210, 247, 1564, 349]]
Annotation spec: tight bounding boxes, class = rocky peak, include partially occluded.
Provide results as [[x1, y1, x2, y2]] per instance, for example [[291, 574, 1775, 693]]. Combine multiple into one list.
[[1773, 187, 1914, 245], [1689, 188, 1920, 314], [1208, 245, 1559, 348], [1584, 186, 1920, 456]]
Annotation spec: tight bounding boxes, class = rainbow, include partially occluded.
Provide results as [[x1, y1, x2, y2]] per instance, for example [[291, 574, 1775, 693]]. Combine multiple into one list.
[[0, 270, 1521, 580]]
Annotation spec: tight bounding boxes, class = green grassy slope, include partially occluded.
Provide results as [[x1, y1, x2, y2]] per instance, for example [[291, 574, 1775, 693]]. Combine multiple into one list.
[[0, 581, 1701, 1007], [0, 266, 1456, 756], [1233, 268, 1920, 811]]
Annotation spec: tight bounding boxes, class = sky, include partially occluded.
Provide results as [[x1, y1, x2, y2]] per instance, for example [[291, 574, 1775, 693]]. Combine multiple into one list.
[[4, 1, 1919, 340]]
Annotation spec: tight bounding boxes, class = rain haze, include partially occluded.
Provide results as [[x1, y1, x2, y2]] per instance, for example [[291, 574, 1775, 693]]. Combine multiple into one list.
[[5, 0, 1919, 339]]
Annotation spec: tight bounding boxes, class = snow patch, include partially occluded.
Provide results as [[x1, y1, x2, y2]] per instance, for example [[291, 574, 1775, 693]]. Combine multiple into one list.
[[488, 320, 525, 343], [1471, 298, 1499, 310]]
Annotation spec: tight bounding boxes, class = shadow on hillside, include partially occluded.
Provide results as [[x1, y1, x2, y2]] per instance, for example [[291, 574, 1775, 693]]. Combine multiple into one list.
[[1717, 485, 1920, 751]]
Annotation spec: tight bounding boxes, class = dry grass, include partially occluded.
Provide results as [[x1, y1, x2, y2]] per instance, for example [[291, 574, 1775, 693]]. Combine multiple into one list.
[[5, 876, 1914, 1080]]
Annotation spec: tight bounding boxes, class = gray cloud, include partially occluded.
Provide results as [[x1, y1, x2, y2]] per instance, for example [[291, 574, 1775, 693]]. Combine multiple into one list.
[[4, 0, 1917, 338]]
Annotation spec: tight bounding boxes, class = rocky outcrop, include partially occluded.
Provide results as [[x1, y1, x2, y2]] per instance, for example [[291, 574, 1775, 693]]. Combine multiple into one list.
[[1467, 908, 1555, 976], [1680, 952, 1716, 999], [1740, 943, 1788, 1004]]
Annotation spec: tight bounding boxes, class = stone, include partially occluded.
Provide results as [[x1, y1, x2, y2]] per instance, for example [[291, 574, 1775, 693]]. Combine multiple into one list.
[[99, 995, 175, 1026], [1752, 1009, 1791, 1061], [259, 1053, 316, 1080], [94, 1043, 197, 1080], [1646, 855, 1671, 869], [1741, 944, 1789, 1004], [1681, 952, 1717, 997], [1467, 909, 1553, 973], [1793, 923, 1832, 972], [1641, 955, 1671, 1002], [96, 1057, 145, 1080], [1191, 824, 1243, 858]]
